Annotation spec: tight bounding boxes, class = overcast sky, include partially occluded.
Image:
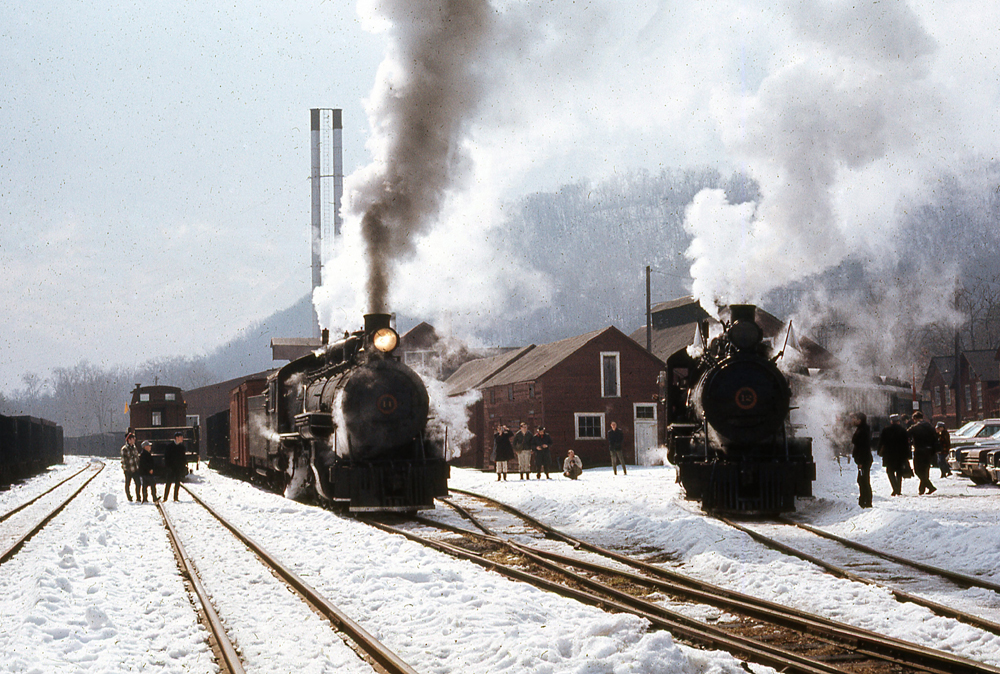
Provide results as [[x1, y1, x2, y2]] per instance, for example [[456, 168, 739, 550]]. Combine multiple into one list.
[[3, 1, 1000, 395]]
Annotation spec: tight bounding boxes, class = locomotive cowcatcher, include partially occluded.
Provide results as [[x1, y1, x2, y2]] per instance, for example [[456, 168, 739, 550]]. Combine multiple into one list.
[[665, 304, 815, 515]]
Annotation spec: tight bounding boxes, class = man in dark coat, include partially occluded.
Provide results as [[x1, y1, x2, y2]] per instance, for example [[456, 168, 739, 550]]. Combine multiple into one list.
[[851, 413, 873, 508], [878, 415, 910, 496], [532, 427, 553, 479], [138, 441, 158, 503], [163, 432, 188, 502], [607, 422, 627, 475], [493, 424, 515, 481], [907, 411, 939, 495], [935, 422, 952, 478]]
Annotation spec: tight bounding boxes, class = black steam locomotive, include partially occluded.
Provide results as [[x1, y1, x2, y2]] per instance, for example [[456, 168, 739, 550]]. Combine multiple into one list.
[[665, 304, 815, 515], [211, 313, 449, 513]]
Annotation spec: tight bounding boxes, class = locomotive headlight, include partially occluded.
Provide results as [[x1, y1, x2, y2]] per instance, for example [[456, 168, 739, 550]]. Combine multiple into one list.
[[372, 327, 399, 353]]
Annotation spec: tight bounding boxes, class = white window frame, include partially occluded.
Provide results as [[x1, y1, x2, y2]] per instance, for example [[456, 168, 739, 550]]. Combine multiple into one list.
[[600, 351, 621, 398], [165, 393, 176, 401], [574, 412, 606, 440], [151, 411, 162, 426], [633, 402, 657, 421], [139, 393, 150, 402]]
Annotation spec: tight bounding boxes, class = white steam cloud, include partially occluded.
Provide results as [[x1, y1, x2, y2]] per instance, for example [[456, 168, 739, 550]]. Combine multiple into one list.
[[684, 0, 942, 309]]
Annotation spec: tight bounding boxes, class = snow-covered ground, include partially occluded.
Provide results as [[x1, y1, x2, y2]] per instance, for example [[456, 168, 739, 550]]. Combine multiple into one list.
[[1, 452, 998, 673]]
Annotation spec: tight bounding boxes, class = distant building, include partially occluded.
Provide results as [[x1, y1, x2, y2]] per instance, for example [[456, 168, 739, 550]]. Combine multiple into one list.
[[446, 326, 665, 470], [922, 350, 1000, 427]]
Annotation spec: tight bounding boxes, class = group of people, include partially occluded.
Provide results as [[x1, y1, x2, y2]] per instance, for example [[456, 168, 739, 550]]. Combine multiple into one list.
[[492, 420, 628, 481], [119, 431, 189, 503], [850, 410, 952, 507]]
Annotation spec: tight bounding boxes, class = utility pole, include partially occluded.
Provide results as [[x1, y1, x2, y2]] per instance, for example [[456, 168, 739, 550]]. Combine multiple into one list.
[[646, 265, 652, 352]]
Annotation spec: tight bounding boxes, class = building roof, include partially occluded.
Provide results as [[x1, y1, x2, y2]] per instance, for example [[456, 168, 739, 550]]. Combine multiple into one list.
[[964, 350, 1000, 383], [270, 337, 323, 362], [480, 328, 612, 388], [400, 322, 439, 350], [444, 346, 533, 396]]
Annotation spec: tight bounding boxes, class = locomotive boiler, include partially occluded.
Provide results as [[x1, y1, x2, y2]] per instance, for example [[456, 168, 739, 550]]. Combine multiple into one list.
[[242, 313, 449, 513], [665, 304, 815, 515]]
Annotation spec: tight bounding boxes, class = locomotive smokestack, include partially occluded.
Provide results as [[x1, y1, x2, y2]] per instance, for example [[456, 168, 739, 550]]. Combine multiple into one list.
[[364, 313, 392, 334], [729, 305, 757, 324]]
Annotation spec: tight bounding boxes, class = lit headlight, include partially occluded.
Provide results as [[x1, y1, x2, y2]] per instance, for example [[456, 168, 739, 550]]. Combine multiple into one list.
[[372, 327, 399, 353]]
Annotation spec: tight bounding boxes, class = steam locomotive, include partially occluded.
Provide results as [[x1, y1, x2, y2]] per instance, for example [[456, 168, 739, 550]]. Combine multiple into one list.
[[665, 304, 815, 515], [209, 313, 449, 513]]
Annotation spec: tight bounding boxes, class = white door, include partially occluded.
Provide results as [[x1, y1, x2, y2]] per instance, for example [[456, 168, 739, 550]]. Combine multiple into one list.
[[633, 403, 658, 465]]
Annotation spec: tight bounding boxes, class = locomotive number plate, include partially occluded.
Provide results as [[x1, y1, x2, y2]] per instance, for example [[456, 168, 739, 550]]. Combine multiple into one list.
[[735, 386, 758, 410], [376, 393, 399, 415]]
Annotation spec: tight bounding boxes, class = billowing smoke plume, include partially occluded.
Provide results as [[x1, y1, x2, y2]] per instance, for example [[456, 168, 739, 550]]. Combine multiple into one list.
[[351, 0, 493, 313], [684, 0, 940, 311]]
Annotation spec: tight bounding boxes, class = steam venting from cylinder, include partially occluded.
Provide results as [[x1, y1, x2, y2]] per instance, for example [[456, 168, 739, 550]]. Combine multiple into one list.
[[353, 0, 492, 313]]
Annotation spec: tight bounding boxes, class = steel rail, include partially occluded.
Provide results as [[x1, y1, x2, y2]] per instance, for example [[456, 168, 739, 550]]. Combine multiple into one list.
[[365, 516, 846, 674], [0, 461, 104, 565], [0, 464, 90, 524], [721, 516, 1000, 636], [157, 503, 246, 674], [779, 516, 1000, 594], [445, 487, 1000, 674], [182, 486, 419, 674]]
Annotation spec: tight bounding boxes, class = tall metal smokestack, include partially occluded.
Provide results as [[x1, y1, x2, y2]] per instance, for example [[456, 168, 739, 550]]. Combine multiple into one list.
[[310, 108, 343, 338]]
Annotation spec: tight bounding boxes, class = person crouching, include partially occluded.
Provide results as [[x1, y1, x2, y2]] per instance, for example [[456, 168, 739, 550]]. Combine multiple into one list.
[[563, 450, 583, 480]]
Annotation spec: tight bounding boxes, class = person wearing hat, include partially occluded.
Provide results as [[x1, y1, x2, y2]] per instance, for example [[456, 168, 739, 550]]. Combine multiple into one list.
[[163, 431, 187, 502], [532, 427, 553, 479], [120, 432, 141, 502], [878, 414, 911, 496], [907, 411, 939, 495], [851, 413, 873, 508], [935, 421, 952, 478], [138, 441, 159, 503]]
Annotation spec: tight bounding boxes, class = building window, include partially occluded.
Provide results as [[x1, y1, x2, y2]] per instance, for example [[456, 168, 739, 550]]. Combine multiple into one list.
[[945, 388, 952, 406], [575, 413, 605, 439], [965, 385, 972, 411], [151, 411, 162, 426], [528, 383, 535, 398], [601, 352, 621, 398], [934, 387, 941, 409], [977, 381, 984, 410], [165, 393, 176, 401], [490, 389, 495, 404], [635, 404, 655, 420], [508, 384, 514, 401], [139, 393, 150, 402], [186, 415, 200, 428]]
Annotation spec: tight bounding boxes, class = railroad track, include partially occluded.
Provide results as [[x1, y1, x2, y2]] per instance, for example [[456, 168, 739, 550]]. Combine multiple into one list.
[[718, 515, 1000, 635], [0, 461, 104, 565], [161, 485, 419, 674], [380, 487, 999, 674]]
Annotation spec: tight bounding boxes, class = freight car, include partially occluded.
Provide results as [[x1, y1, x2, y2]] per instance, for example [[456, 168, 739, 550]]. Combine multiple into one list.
[[665, 304, 815, 515], [0, 413, 64, 486], [128, 384, 199, 477], [209, 313, 449, 513]]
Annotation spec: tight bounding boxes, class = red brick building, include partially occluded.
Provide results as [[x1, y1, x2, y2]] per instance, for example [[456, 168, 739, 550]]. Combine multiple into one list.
[[922, 350, 1000, 427], [446, 326, 665, 470]]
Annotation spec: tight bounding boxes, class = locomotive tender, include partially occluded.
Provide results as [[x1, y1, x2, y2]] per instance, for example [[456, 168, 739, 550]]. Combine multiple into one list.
[[212, 313, 449, 513], [665, 304, 815, 515]]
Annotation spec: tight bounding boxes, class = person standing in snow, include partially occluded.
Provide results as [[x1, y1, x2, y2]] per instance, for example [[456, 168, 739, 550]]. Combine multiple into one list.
[[138, 441, 159, 503], [120, 432, 142, 502], [935, 422, 953, 478], [513, 423, 533, 479], [562, 449, 583, 480], [878, 415, 910, 496], [908, 411, 939, 495], [532, 427, 553, 479], [493, 424, 515, 481], [607, 421, 627, 475], [163, 432, 187, 502], [851, 413, 873, 508]]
